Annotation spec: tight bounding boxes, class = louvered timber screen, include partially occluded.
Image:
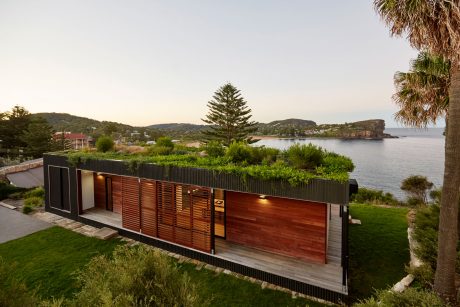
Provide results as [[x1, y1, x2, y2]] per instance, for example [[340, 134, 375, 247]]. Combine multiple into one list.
[[156, 182, 212, 252], [140, 179, 157, 237], [122, 176, 140, 231]]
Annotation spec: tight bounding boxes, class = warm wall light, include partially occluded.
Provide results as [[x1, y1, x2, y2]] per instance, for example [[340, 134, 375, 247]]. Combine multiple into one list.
[[259, 195, 267, 199]]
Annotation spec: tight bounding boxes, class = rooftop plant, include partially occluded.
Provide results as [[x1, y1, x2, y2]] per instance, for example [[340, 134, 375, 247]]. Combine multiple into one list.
[[61, 142, 354, 186]]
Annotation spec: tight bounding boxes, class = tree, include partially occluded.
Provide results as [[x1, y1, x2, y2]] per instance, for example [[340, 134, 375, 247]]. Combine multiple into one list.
[[394, 52, 450, 127], [96, 135, 114, 152], [20, 117, 54, 158], [401, 175, 434, 205], [375, 0, 460, 302], [202, 83, 258, 146], [0, 106, 32, 149]]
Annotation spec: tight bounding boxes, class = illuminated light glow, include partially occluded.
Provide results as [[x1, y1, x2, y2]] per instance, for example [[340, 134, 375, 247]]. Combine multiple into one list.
[[259, 195, 267, 199]]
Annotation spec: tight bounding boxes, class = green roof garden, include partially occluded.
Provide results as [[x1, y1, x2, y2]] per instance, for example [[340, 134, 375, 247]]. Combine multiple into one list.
[[58, 141, 354, 186]]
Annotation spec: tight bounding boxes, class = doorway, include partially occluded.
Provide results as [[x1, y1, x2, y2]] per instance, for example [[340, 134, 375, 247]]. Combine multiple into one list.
[[105, 177, 113, 211], [214, 189, 225, 238]]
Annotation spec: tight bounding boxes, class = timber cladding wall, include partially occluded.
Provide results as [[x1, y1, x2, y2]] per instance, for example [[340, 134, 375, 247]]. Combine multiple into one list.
[[226, 191, 327, 263]]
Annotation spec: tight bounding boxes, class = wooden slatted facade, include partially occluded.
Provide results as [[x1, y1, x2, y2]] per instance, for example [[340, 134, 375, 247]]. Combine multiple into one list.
[[122, 176, 141, 231], [140, 179, 157, 237], [93, 175, 212, 253], [226, 191, 328, 263], [156, 182, 212, 252]]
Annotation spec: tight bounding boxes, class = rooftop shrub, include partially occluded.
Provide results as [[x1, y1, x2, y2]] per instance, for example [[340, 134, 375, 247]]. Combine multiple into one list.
[[96, 135, 114, 153], [203, 141, 225, 158], [285, 143, 324, 170], [63, 141, 354, 185], [225, 142, 252, 164]]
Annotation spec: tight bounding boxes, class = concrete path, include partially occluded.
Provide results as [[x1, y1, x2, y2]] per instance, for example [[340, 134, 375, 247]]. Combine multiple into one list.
[[0, 206, 51, 244]]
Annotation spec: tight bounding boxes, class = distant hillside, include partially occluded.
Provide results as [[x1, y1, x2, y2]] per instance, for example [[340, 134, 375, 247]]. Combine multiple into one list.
[[35, 112, 134, 134], [256, 118, 317, 136], [147, 123, 207, 131], [33, 112, 390, 140]]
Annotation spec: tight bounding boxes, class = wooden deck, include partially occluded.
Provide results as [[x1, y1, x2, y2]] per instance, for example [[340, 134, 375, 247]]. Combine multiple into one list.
[[80, 204, 345, 294], [215, 204, 345, 294], [81, 207, 122, 228]]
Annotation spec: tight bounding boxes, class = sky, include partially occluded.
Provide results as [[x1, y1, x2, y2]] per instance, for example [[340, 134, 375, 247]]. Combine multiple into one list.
[[0, 0, 436, 128]]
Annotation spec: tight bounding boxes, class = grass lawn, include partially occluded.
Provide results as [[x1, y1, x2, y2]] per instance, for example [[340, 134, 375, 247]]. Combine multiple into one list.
[[179, 262, 323, 307], [349, 203, 410, 302], [0, 226, 121, 299], [0, 226, 323, 306]]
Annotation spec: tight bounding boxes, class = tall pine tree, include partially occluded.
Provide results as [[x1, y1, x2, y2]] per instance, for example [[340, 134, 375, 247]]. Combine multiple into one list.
[[202, 83, 258, 145]]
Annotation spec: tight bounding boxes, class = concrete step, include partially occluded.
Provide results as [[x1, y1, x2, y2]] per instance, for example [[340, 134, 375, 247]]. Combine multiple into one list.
[[93, 227, 118, 240]]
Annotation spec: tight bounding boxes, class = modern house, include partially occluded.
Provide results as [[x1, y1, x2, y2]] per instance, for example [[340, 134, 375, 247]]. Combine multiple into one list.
[[44, 153, 356, 303]]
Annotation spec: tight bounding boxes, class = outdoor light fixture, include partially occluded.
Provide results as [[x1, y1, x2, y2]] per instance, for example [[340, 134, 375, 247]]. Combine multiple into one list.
[[259, 195, 266, 199]]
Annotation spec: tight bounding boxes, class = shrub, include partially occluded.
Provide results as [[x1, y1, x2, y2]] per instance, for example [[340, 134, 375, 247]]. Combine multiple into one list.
[[351, 187, 400, 206], [72, 245, 202, 307], [401, 175, 434, 205], [430, 188, 442, 204], [322, 152, 355, 173], [226, 142, 253, 164], [24, 196, 44, 208], [250, 146, 280, 165], [96, 136, 114, 153], [0, 182, 25, 200], [413, 205, 440, 269], [407, 264, 434, 289], [406, 196, 423, 207], [353, 288, 446, 307], [24, 187, 45, 199], [22, 204, 33, 214], [148, 145, 174, 156], [285, 143, 324, 170], [8, 192, 24, 200], [203, 141, 225, 158], [156, 137, 174, 149], [0, 258, 38, 306]]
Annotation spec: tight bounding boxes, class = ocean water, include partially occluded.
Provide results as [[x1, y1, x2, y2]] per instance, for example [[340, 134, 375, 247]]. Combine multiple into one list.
[[256, 128, 445, 200]]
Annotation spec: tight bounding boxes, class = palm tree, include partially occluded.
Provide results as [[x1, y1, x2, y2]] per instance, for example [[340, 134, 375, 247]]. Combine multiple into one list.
[[374, 0, 460, 303], [394, 52, 450, 127]]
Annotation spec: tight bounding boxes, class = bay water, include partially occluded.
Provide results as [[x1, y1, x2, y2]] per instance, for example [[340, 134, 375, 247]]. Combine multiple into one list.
[[257, 128, 445, 200]]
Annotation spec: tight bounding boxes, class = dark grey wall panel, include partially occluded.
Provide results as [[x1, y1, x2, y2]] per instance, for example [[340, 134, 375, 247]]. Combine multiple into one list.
[[44, 154, 350, 205]]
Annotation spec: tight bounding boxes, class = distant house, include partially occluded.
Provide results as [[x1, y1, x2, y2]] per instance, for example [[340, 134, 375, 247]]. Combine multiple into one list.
[[53, 132, 89, 150]]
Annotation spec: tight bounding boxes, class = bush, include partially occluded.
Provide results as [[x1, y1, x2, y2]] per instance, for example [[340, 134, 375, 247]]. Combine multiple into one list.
[[413, 205, 440, 269], [322, 152, 355, 173], [156, 137, 174, 149], [401, 175, 434, 205], [250, 146, 280, 165], [203, 141, 225, 158], [226, 142, 253, 164], [24, 187, 45, 199], [407, 264, 434, 289], [8, 192, 24, 200], [96, 136, 114, 153], [351, 187, 400, 206], [72, 245, 202, 307], [285, 143, 324, 170], [353, 288, 446, 307], [0, 182, 25, 200], [148, 145, 174, 156], [24, 196, 44, 208], [22, 204, 33, 214]]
